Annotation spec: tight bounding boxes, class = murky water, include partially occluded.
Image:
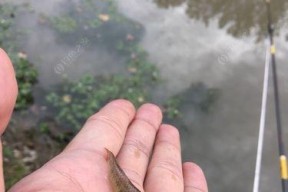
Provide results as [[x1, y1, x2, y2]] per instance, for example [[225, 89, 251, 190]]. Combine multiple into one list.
[[118, 1, 288, 191], [4, 0, 288, 191]]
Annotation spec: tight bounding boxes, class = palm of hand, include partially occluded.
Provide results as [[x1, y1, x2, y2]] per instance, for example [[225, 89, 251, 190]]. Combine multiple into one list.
[[10, 148, 112, 191]]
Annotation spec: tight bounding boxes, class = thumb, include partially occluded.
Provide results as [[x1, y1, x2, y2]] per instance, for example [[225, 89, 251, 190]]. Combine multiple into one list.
[[0, 48, 18, 191], [0, 49, 18, 132]]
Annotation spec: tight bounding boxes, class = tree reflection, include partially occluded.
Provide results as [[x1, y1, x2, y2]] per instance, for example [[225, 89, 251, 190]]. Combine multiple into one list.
[[154, 0, 185, 8], [153, 0, 288, 39]]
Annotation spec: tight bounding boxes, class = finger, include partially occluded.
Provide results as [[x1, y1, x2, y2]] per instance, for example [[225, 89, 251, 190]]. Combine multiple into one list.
[[144, 124, 183, 192], [116, 103, 162, 191], [64, 99, 136, 156], [0, 48, 18, 133], [183, 162, 208, 192]]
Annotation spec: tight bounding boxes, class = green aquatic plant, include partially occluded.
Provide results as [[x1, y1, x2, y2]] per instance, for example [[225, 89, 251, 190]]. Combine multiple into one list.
[[44, 0, 160, 130], [199, 88, 219, 113], [0, 3, 17, 51], [46, 0, 143, 50], [163, 97, 181, 119], [179, 82, 220, 113], [50, 16, 77, 33], [13, 56, 38, 110], [46, 48, 159, 130]]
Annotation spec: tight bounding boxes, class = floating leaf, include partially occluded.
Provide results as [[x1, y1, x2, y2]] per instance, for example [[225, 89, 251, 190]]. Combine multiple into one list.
[[98, 14, 110, 22]]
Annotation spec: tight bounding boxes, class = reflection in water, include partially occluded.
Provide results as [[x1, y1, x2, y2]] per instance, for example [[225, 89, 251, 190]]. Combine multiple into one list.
[[154, 0, 185, 8], [117, 0, 288, 191], [154, 0, 288, 39]]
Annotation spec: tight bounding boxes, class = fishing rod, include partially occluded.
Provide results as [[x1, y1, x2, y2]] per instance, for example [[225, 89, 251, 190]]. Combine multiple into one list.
[[253, 42, 270, 192], [265, 0, 288, 191]]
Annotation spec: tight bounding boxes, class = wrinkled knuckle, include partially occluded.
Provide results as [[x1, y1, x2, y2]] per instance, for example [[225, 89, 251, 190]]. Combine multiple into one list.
[[110, 100, 135, 119], [123, 137, 151, 158], [153, 159, 182, 181], [185, 186, 206, 192], [136, 118, 158, 132], [88, 114, 124, 139], [46, 164, 85, 192], [156, 140, 181, 152], [111, 99, 135, 110]]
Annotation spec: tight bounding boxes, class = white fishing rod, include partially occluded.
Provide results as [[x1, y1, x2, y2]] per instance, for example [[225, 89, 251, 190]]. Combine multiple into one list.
[[252, 43, 270, 192]]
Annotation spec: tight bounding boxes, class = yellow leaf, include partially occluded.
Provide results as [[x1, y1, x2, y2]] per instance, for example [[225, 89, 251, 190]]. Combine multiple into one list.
[[98, 14, 110, 22]]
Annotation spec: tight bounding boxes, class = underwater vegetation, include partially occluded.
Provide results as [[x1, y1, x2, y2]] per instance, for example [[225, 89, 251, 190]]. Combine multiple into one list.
[[44, 0, 143, 51], [46, 47, 159, 130], [43, 0, 159, 131]]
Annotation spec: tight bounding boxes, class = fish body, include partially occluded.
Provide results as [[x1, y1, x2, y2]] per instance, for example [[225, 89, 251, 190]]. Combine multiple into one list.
[[106, 149, 141, 192]]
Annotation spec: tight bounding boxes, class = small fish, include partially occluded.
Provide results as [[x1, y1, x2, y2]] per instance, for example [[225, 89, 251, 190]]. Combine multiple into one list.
[[106, 149, 141, 192]]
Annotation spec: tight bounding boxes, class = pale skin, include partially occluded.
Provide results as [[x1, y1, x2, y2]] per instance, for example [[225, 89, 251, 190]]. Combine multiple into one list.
[[0, 48, 208, 192]]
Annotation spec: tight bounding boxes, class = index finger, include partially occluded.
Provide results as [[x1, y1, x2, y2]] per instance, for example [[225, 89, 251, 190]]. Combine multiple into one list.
[[64, 99, 136, 156]]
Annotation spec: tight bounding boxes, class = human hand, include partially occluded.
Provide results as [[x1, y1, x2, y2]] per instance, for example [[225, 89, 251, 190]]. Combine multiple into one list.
[[0, 48, 208, 192]]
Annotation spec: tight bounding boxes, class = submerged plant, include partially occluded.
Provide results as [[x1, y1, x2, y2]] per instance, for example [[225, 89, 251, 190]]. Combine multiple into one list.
[[0, 3, 17, 51], [163, 97, 181, 119], [13, 56, 38, 110], [46, 47, 159, 130], [50, 16, 77, 33], [45, 0, 143, 51]]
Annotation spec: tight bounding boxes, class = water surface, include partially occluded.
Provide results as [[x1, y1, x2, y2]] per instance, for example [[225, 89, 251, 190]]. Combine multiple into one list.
[[5, 0, 288, 191]]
